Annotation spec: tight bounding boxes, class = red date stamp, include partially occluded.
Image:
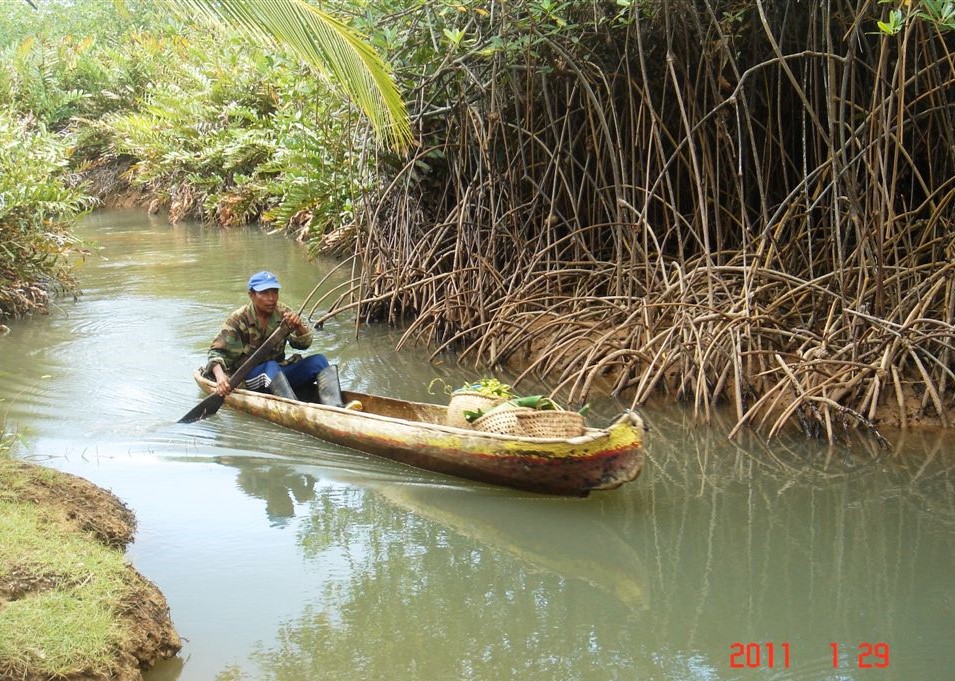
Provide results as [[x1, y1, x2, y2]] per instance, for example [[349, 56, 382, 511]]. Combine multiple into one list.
[[832, 642, 890, 669], [729, 642, 790, 668], [729, 642, 890, 669]]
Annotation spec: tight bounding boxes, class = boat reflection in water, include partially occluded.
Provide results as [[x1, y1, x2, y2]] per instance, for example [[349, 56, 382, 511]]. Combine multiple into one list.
[[372, 482, 648, 611], [213, 454, 647, 611]]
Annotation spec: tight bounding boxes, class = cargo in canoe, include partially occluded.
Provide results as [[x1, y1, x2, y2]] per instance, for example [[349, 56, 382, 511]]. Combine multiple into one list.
[[192, 371, 645, 496]]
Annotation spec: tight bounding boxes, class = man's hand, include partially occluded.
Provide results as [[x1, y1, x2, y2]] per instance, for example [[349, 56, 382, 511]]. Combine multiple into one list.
[[282, 310, 308, 335], [212, 364, 233, 397]]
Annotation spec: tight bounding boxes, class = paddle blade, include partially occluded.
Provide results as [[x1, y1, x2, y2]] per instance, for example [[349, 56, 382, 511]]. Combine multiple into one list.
[[178, 394, 225, 423]]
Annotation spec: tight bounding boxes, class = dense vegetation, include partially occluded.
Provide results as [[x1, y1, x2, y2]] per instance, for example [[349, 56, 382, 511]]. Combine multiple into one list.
[[0, 0, 379, 320], [350, 0, 955, 441], [3, 0, 955, 440], [0, 112, 91, 317], [0, 1, 137, 318]]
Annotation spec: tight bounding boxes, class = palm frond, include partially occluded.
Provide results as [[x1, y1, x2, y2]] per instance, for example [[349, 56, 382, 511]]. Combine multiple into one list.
[[156, 0, 411, 151]]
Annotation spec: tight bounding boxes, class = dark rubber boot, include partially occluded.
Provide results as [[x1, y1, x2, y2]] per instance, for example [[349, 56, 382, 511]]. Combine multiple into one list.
[[268, 371, 298, 400], [316, 365, 345, 407]]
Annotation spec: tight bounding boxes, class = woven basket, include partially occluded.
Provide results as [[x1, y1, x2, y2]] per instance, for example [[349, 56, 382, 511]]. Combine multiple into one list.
[[515, 409, 585, 438], [446, 391, 506, 428], [471, 402, 533, 435]]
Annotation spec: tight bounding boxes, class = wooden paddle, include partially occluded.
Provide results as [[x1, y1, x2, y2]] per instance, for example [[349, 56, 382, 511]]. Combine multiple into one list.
[[178, 322, 292, 423]]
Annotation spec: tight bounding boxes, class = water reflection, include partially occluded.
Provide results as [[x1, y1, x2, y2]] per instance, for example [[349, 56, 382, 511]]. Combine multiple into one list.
[[1, 210, 952, 680], [631, 409, 955, 679], [221, 457, 319, 528], [200, 422, 955, 680], [250, 486, 650, 681], [372, 484, 648, 610]]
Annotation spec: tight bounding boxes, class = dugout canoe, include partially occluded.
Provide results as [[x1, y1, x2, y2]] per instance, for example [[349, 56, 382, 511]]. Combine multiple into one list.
[[192, 371, 645, 496]]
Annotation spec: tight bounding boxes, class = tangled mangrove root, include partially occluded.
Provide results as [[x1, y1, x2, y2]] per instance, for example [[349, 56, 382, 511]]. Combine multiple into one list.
[[340, 0, 955, 442], [0, 281, 52, 318], [349, 222, 955, 442]]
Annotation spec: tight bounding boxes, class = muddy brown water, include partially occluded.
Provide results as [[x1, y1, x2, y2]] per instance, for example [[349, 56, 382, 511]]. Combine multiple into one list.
[[1, 209, 953, 680]]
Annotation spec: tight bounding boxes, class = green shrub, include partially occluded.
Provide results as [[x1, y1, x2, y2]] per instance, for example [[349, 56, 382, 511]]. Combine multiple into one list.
[[0, 110, 92, 318], [102, 40, 282, 223]]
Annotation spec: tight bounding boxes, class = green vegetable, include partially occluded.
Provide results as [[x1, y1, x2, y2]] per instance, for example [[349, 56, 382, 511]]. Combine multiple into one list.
[[463, 394, 584, 423], [510, 395, 559, 410], [458, 377, 514, 399]]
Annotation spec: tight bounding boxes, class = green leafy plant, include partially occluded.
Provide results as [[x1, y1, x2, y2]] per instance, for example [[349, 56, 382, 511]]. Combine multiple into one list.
[[0, 404, 18, 459], [0, 111, 91, 318], [443, 27, 467, 49], [876, 0, 955, 34], [877, 7, 905, 34], [917, 0, 955, 29], [153, 0, 412, 151], [458, 377, 514, 399]]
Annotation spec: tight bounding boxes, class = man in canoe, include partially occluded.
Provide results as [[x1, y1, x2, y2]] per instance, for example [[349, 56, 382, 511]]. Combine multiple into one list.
[[204, 270, 344, 406]]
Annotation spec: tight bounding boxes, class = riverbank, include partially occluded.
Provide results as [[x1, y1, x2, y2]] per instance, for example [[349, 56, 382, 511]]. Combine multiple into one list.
[[0, 456, 181, 680]]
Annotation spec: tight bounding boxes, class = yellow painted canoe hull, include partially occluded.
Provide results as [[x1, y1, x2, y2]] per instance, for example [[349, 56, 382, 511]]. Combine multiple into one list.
[[193, 372, 645, 496]]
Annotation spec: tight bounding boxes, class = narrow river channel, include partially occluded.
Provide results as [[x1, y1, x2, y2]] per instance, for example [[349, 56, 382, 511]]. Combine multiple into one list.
[[1, 210, 953, 680]]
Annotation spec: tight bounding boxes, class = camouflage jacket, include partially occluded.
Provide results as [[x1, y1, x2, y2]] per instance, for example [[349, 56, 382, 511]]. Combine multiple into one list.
[[205, 301, 313, 375]]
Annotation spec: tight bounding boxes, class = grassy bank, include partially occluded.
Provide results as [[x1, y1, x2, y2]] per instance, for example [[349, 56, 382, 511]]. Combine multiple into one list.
[[0, 439, 180, 679]]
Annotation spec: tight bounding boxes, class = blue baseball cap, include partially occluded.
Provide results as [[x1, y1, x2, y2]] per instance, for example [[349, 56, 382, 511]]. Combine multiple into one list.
[[248, 271, 281, 291]]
